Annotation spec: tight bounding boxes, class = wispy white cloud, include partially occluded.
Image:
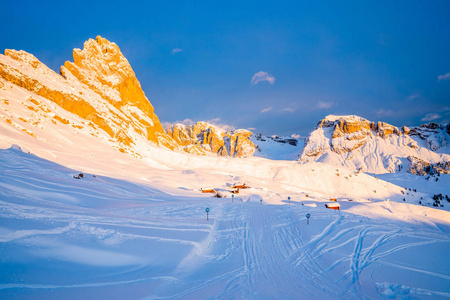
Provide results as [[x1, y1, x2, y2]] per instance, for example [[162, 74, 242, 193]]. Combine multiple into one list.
[[260, 107, 273, 113], [251, 71, 275, 86], [291, 133, 301, 139], [421, 113, 441, 122], [438, 72, 450, 81], [315, 101, 334, 110], [162, 118, 195, 129], [281, 108, 294, 113], [205, 118, 236, 131], [171, 48, 183, 55], [177, 118, 195, 126], [407, 93, 420, 101], [164, 118, 235, 131], [376, 109, 394, 117]]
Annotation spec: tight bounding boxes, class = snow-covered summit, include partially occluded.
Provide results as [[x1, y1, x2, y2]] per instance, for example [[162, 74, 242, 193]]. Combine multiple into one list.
[[322, 114, 367, 123], [300, 115, 450, 174]]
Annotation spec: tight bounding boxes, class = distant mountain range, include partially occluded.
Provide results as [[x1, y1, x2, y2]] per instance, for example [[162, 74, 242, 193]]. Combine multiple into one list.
[[1, 37, 449, 175]]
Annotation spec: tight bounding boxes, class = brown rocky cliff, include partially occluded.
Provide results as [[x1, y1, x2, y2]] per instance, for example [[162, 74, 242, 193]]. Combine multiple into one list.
[[322, 117, 399, 140], [330, 117, 371, 138], [167, 122, 256, 157], [300, 115, 449, 175], [61, 36, 175, 149], [0, 50, 115, 138], [230, 129, 255, 157], [303, 115, 407, 157], [1, 36, 178, 153]]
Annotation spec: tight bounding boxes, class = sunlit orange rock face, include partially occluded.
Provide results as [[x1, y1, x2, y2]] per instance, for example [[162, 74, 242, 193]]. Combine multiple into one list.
[[61, 36, 176, 149], [167, 122, 256, 157], [0, 36, 257, 158], [1, 49, 114, 136], [0, 36, 178, 152], [302, 115, 407, 157]]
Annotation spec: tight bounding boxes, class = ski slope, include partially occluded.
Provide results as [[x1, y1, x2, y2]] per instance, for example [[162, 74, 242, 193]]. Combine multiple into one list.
[[1, 147, 449, 299]]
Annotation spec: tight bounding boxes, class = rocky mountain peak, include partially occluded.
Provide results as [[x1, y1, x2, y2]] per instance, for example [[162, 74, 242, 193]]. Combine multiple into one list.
[[0, 36, 260, 158], [300, 115, 450, 174], [62, 36, 157, 114], [62, 36, 173, 146], [167, 121, 256, 157], [71, 36, 132, 82], [1, 36, 178, 154], [317, 115, 401, 139]]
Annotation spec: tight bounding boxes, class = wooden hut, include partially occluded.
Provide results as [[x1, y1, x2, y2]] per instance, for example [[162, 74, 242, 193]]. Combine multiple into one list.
[[231, 183, 249, 189], [325, 203, 340, 210]]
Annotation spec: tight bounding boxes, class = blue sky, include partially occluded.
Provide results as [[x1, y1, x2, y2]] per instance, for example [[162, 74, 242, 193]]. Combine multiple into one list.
[[1, 0, 450, 136]]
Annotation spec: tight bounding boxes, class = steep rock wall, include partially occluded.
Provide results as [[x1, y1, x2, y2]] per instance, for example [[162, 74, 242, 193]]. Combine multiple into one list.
[[167, 122, 256, 157], [0, 36, 178, 155]]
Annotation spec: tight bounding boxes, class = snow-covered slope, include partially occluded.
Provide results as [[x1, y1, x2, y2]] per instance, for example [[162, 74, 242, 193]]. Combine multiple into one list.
[[0, 146, 449, 299], [300, 115, 450, 174], [251, 134, 303, 160], [1, 102, 450, 298]]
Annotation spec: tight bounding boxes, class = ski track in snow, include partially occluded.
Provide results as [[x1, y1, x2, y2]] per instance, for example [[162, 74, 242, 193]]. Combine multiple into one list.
[[0, 148, 449, 299]]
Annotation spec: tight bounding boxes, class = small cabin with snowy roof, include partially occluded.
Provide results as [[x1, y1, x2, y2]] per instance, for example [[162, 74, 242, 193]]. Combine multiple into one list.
[[231, 183, 249, 189], [325, 203, 340, 210]]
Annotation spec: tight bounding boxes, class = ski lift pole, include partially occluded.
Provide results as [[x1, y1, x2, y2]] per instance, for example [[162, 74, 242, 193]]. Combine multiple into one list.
[[205, 207, 210, 221]]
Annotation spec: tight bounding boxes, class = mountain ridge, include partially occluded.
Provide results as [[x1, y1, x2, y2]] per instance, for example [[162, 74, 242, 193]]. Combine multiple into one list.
[[1, 37, 449, 174], [0, 37, 178, 153], [298, 115, 450, 174], [167, 121, 256, 157], [0, 36, 255, 158]]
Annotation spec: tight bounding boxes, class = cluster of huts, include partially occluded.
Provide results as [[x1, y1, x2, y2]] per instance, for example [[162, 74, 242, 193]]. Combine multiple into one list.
[[200, 183, 250, 195]]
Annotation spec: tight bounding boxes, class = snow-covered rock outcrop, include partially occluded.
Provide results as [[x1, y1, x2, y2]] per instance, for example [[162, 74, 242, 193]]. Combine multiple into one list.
[[0, 36, 178, 156], [167, 121, 256, 157], [407, 123, 450, 153], [408, 156, 450, 175], [299, 115, 450, 174]]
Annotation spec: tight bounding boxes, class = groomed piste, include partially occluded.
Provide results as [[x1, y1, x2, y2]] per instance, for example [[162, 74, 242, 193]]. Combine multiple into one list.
[[0, 146, 449, 299]]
